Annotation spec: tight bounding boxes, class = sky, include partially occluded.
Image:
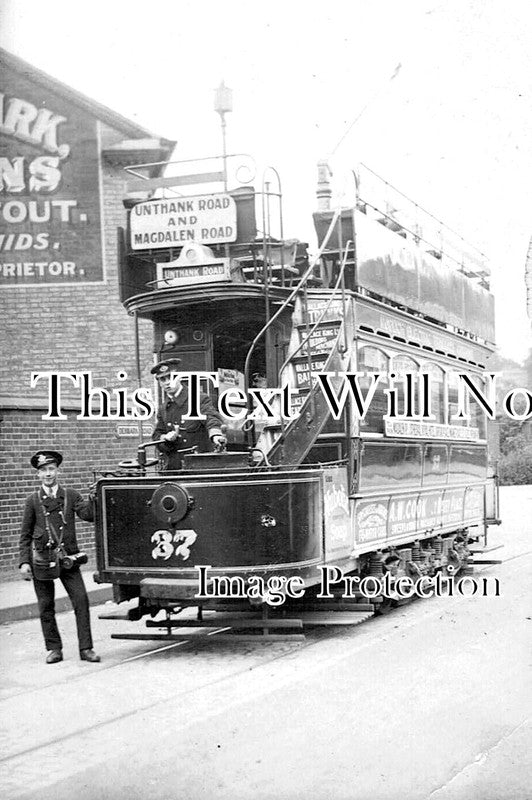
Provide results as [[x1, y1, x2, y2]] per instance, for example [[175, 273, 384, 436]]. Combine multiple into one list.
[[1, 0, 532, 363]]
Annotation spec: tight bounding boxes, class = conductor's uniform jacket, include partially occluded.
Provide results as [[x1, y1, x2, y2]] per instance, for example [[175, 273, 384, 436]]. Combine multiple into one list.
[[19, 486, 94, 580], [153, 388, 223, 470]]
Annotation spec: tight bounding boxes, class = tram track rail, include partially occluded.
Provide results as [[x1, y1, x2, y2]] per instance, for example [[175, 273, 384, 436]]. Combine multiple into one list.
[[1, 544, 528, 706], [0, 619, 329, 776]]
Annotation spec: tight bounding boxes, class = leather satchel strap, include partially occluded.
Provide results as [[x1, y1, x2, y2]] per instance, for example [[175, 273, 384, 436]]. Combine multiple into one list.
[[37, 491, 67, 549]]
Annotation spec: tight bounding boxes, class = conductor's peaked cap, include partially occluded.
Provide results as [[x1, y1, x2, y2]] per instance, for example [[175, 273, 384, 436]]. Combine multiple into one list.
[[31, 450, 63, 469], [151, 358, 182, 377]]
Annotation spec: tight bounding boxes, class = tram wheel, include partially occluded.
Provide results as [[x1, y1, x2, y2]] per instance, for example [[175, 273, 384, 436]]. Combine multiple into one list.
[[375, 597, 396, 616]]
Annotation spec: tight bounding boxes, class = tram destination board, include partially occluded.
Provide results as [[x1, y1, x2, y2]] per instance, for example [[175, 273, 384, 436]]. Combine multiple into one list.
[[130, 193, 237, 250]]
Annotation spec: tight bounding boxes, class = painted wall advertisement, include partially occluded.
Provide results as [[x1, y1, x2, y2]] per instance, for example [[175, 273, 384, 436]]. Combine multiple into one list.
[[1, 69, 103, 285]]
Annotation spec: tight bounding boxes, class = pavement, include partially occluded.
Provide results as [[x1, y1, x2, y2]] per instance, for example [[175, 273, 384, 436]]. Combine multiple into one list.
[[0, 566, 112, 625]]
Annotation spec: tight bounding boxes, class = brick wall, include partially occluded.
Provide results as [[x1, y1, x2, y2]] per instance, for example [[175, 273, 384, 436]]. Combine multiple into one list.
[[0, 121, 155, 403], [0, 115, 158, 579]]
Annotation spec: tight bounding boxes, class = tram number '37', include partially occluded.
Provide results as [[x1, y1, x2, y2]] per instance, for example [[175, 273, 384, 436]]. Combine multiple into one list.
[[151, 529, 197, 561]]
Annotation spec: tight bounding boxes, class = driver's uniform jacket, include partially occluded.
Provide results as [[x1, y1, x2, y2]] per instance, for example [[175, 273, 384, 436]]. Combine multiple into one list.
[[19, 486, 94, 576], [153, 389, 223, 470]]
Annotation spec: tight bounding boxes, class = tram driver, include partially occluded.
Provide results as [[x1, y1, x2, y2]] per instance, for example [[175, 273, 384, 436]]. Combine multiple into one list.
[[151, 358, 226, 470]]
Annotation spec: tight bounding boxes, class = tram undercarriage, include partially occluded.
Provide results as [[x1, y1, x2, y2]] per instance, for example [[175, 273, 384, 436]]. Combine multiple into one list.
[[94, 459, 499, 642]]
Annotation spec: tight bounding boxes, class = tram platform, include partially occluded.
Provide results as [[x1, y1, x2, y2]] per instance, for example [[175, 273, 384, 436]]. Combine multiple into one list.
[[0, 568, 112, 625]]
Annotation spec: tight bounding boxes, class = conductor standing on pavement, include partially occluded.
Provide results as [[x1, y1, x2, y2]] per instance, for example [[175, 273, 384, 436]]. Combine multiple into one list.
[[18, 451, 100, 665], [152, 358, 226, 470]]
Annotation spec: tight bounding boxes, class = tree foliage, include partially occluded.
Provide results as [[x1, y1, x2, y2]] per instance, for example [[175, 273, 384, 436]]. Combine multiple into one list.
[[496, 348, 531, 484]]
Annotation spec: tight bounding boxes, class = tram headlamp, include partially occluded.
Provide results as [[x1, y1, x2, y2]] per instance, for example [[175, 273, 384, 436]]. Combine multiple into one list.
[[164, 329, 178, 345], [181, 243, 215, 263]]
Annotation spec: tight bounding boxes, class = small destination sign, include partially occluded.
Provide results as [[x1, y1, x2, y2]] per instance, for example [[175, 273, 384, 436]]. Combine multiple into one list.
[[130, 193, 237, 250], [158, 260, 230, 286], [300, 323, 341, 354], [293, 355, 329, 388]]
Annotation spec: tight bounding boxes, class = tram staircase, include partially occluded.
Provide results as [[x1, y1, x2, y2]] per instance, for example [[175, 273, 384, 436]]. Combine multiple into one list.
[[252, 221, 355, 467], [256, 294, 354, 465]]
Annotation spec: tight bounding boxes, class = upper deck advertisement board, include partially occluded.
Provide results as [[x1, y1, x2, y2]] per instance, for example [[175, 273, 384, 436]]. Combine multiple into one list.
[[0, 65, 104, 286]]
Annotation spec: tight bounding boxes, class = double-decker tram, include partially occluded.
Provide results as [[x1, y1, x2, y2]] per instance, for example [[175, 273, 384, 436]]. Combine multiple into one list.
[[94, 155, 500, 640]]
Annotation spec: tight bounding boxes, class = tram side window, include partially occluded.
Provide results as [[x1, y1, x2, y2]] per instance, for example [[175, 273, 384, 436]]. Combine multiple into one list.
[[357, 346, 389, 433], [359, 443, 422, 489], [303, 442, 344, 465], [448, 446, 487, 483], [466, 375, 488, 439], [423, 444, 448, 485], [447, 371, 467, 426], [422, 363, 445, 424], [320, 407, 348, 436], [390, 355, 420, 417]]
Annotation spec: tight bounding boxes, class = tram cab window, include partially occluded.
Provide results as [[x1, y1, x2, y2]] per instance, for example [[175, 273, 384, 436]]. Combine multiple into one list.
[[357, 346, 389, 433], [210, 315, 290, 391], [359, 442, 422, 489], [213, 326, 266, 381], [423, 444, 448, 485], [448, 446, 487, 483], [211, 320, 269, 449]]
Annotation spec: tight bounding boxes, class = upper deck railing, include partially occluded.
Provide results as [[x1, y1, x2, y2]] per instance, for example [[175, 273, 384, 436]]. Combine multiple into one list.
[[121, 153, 314, 294], [356, 164, 490, 285], [311, 162, 495, 345]]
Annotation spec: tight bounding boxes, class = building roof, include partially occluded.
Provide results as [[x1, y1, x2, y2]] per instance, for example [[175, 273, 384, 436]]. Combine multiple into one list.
[[0, 47, 176, 149]]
